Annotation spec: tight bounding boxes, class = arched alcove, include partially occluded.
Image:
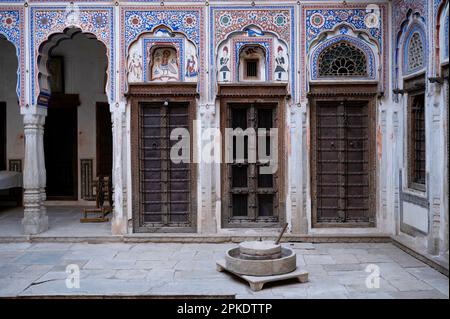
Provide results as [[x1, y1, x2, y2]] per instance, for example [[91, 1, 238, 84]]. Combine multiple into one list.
[[237, 44, 267, 81], [402, 24, 427, 76], [126, 26, 198, 85], [36, 29, 111, 203], [216, 25, 289, 83], [37, 28, 109, 104]]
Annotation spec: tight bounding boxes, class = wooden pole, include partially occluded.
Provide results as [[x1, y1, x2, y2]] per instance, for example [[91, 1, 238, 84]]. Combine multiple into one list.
[[274, 223, 289, 245]]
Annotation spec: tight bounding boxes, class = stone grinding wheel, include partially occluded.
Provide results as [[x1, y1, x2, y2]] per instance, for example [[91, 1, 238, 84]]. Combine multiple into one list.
[[239, 241, 282, 257]]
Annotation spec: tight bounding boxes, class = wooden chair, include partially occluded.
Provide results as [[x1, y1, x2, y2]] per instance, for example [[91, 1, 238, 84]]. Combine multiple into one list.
[[80, 175, 113, 223]]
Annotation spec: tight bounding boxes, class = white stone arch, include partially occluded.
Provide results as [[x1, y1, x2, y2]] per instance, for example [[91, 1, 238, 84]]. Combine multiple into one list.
[[215, 25, 290, 83], [126, 25, 198, 85], [307, 23, 380, 84], [36, 27, 110, 104]]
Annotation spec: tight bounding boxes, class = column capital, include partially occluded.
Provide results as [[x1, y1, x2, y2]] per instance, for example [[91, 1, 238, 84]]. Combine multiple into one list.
[[23, 112, 46, 127], [199, 103, 215, 116], [110, 101, 127, 114]]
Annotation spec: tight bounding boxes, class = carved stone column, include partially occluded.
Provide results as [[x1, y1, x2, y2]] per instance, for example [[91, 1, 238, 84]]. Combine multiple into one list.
[[22, 113, 48, 235], [37, 114, 47, 218], [111, 103, 126, 235]]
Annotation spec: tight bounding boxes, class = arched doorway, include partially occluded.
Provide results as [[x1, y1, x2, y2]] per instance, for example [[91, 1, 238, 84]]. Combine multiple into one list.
[[0, 35, 23, 209], [38, 30, 112, 204]]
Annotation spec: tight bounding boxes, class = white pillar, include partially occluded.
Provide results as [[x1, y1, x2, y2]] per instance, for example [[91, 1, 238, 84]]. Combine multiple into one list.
[[111, 102, 126, 234], [22, 113, 48, 234], [198, 103, 218, 233]]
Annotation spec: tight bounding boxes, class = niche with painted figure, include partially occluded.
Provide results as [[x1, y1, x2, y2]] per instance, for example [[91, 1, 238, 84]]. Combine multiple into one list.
[[238, 45, 266, 81], [150, 47, 179, 81]]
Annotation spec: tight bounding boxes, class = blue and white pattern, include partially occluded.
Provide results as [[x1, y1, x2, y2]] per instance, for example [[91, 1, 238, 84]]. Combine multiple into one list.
[[305, 9, 383, 52], [30, 6, 115, 106], [209, 5, 295, 99], [121, 8, 203, 95], [123, 10, 200, 49]]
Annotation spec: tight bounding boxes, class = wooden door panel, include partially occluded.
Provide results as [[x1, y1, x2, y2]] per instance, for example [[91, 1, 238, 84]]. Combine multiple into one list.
[[315, 101, 370, 223], [139, 102, 191, 227]]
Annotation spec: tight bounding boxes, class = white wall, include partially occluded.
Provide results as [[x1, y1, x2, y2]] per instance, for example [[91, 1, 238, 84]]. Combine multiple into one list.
[[0, 38, 23, 165], [50, 33, 108, 200]]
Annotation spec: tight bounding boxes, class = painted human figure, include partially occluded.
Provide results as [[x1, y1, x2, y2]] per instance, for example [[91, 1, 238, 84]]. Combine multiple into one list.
[[274, 46, 286, 81], [152, 48, 178, 80], [219, 46, 230, 81], [159, 49, 177, 77], [128, 52, 143, 81], [185, 55, 197, 77]]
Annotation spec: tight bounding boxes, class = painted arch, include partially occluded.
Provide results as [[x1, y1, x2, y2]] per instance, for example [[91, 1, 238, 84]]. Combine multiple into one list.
[[0, 7, 24, 107], [30, 6, 114, 106]]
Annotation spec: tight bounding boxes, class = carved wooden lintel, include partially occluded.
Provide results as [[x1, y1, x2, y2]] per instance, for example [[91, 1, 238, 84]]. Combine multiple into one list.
[[403, 74, 426, 92], [126, 82, 198, 98], [307, 82, 378, 97], [217, 83, 288, 98]]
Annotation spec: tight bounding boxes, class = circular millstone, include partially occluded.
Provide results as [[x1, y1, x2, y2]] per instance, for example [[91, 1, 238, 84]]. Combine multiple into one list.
[[239, 241, 281, 257], [225, 247, 297, 276]]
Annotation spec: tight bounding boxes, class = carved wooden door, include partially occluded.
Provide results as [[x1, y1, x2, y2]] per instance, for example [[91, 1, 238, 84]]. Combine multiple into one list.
[[314, 100, 371, 224], [139, 102, 191, 228]]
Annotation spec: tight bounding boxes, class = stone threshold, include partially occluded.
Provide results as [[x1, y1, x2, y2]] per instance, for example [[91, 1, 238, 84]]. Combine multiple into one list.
[[0, 233, 391, 244]]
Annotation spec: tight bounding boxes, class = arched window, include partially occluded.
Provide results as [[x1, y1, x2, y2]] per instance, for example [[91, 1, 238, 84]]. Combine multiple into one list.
[[318, 42, 367, 77], [407, 32, 424, 71]]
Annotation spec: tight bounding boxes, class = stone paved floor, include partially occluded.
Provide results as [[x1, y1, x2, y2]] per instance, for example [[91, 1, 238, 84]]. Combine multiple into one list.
[[0, 242, 448, 298], [0, 206, 111, 237]]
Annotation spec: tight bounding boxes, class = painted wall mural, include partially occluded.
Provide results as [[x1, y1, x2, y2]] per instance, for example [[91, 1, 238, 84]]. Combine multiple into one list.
[[30, 6, 114, 106], [121, 7, 203, 95], [0, 7, 24, 106], [301, 4, 388, 100], [127, 27, 198, 84], [210, 6, 295, 97]]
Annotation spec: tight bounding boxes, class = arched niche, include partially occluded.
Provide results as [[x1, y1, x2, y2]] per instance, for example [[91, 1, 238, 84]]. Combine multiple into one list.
[[238, 44, 267, 81], [402, 23, 427, 76], [308, 25, 379, 83], [216, 25, 289, 83], [37, 27, 109, 105], [394, 11, 427, 89], [127, 26, 198, 84]]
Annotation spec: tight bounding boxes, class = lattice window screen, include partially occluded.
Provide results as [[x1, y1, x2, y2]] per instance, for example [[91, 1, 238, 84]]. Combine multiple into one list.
[[318, 42, 367, 77]]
